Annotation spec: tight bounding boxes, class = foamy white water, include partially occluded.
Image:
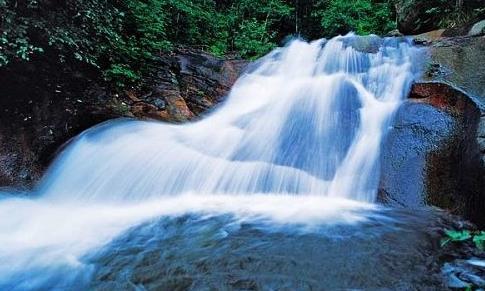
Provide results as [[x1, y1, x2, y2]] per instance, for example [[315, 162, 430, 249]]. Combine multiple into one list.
[[0, 34, 424, 288], [38, 35, 423, 202]]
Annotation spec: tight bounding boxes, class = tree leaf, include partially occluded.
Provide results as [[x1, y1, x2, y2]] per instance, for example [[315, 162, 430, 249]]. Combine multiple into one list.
[[472, 231, 485, 251], [444, 230, 471, 241]]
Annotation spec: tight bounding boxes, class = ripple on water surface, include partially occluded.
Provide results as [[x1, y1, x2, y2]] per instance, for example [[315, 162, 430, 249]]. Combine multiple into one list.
[[0, 195, 483, 290], [83, 199, 482, 290]]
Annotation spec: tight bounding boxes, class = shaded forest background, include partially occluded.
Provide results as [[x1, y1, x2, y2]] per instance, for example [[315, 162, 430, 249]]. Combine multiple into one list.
[[1, 0, 484, 87]]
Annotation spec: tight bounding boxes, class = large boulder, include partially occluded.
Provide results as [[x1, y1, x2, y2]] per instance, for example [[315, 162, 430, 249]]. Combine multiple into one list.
[[422, 36, 485, 104], [380, 32, 485, 226], [379, 82, 484, 226], [0, 48, 248, 188], [421, 35, 485, 163], [379, 32, 485, 226]]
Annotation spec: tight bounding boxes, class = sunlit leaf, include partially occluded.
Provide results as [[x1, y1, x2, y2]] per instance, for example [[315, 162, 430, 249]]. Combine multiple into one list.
[[444, 230, 471, 241], [472, 231, 485, 251]]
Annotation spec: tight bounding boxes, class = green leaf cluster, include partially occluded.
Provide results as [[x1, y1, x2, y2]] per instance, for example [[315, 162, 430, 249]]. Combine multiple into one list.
[[316, 0, 395, 36], [441, 229, 485, 250], [0, 0, 400, 88]]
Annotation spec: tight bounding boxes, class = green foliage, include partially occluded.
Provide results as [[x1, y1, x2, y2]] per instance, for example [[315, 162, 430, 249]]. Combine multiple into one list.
[[234, 19, 276, 59], [104, 64, 141, 88], [160, 0, 292, 58], [472, 231, 485, 250], [0, 0, 173, 85], [0, 0, 45, 65], [0, 0, 295, 83], [441, 229, 485, 250], [396, 0, 485, 33], [164, 0, 219, 46], [441, 230, 472, 246], [234, 0, 292, 58], [316, 0, 395, 36], [0, 0, 412, 88]]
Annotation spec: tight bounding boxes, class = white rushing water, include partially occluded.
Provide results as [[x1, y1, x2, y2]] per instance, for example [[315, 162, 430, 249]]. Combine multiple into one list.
[[0, 34, 423, 288], [39, 35, 422, 202]]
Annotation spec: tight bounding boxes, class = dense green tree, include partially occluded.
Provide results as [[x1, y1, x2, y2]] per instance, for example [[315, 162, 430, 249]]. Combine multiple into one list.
[[0, 0, 409, 88], [315, 0, 395, 36], [228, 0, 293, 58]]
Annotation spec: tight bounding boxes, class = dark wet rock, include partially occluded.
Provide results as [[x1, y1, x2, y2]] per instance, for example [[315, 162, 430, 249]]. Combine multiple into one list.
[[127, 48, 248, 122], [379, 82, 485, 227], [422, 35, 485, 107], [0, 48, 248, 188], [440, 19, 485, 39], [341, 35, 383, 53], [0, 80, 128, 188], [386, 29, 404, 37], [395, 0, 427, 35], [413, 30, 446, 45], [381, 33, 485, 226], [421, 34, 485, 167], [121, 48, 249, 122], [442, 257, 485, 288]]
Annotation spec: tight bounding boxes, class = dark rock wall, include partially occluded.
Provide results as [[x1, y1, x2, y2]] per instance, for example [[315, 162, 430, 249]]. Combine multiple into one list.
[[379, 99, 456, 207], [354, 32, 485, 225], [379, 32, 485, 226], [0, 48, 248, 188]]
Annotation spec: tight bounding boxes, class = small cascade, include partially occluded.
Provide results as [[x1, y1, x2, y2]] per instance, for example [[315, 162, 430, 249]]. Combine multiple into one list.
[[38, 34, 423, 202]]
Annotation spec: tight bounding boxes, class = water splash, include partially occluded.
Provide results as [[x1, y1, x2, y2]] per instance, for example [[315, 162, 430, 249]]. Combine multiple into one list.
[[39, 35, 423, 203]]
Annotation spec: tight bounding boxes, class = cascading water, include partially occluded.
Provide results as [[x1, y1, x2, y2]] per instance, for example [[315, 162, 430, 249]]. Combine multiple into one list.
[[39, 35, 422, 202], [0, 35, 434, 290]]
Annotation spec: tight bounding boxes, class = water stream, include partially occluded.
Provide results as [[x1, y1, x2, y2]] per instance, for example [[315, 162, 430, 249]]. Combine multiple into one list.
[[1, 35, 479, 290]]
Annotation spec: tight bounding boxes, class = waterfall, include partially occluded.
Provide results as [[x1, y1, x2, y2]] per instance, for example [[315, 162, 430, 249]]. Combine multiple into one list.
[[0, 34, 424, 289], [38, 34, 423, 203]]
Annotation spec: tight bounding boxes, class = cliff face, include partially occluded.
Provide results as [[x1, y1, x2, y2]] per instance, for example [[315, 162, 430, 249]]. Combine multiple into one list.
[[0, 48, 248, 188]]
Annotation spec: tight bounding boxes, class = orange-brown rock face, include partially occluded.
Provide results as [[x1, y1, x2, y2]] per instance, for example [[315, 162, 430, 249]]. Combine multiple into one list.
[[122, 49, 248, 122], [409, 82, 479, 116]]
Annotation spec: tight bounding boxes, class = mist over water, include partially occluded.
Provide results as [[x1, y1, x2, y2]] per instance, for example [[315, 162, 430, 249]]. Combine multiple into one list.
[[0, 35, 431, 289]]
